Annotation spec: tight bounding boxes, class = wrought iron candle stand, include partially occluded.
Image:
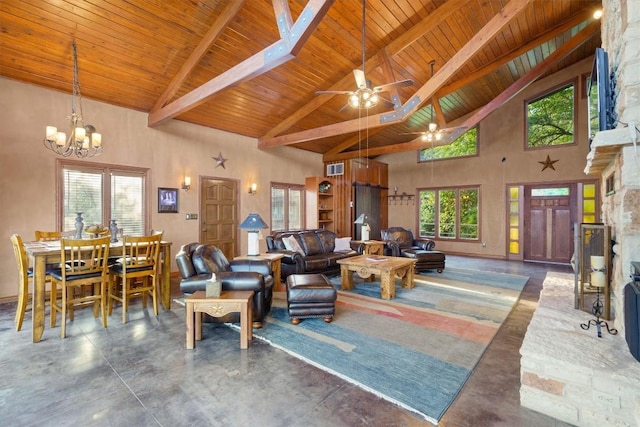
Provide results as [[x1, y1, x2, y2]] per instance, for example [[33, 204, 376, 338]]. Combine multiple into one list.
[[580, 257, 617, 338]]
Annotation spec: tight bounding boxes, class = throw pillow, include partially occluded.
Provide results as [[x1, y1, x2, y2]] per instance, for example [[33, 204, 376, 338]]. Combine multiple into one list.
[[334, 237, 352, 252], [283, 235, 305, 255]]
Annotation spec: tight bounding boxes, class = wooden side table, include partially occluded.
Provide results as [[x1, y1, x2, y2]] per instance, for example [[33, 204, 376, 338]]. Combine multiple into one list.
[[185, 290, 254, 350], [351, 240, 385, 281], [234, 253, 285, 291]]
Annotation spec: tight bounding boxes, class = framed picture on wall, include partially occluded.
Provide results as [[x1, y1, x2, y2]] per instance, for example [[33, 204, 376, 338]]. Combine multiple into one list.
[[158, 187, 178, 213]]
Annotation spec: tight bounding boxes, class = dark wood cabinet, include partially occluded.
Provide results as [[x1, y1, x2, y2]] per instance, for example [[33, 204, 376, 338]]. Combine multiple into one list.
[[323, 159, 388, 238]]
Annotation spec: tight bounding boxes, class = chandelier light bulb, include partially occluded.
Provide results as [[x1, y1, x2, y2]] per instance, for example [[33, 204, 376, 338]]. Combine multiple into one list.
[[56, 132, 66, 146], [92, 133, 102, 147], [75, 126, 86, 142]]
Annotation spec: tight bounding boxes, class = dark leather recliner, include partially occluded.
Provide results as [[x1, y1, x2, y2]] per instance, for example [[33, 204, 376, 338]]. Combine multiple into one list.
[[381, 227, 445, 273], [176, 243, 274, 328]]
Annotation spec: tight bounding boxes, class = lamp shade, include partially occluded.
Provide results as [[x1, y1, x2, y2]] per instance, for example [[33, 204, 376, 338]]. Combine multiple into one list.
[[240, 213, 269, 230], [354, 214, 368, 224]]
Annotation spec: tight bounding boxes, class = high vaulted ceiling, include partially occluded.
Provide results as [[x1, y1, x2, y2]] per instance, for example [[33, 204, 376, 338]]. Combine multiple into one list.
[[0, 0, 602, 162]]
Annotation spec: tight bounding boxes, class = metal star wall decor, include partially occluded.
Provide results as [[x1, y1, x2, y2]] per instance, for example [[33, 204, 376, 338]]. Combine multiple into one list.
[[213, 152, 227, 169], [539, 155, 558, 171]]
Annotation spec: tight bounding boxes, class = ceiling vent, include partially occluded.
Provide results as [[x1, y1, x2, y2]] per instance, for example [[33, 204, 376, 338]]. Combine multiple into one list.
[[326, 162, 344, 176]]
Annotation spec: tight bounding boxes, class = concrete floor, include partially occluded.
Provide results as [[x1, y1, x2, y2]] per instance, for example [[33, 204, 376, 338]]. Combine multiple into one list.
[[0, 255, 576, 426]]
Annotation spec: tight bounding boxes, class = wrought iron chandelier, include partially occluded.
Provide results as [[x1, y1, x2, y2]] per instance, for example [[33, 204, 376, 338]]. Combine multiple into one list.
[[43, 41, 102, 158]]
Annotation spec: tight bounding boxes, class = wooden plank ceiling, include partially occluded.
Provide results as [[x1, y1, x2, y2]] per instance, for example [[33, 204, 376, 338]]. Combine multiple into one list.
[[0, 0, 602, 161]]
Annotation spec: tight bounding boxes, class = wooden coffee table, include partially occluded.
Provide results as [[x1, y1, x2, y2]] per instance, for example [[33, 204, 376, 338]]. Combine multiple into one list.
[[337, 255, 416, 300], [185, 290, 254, 349]]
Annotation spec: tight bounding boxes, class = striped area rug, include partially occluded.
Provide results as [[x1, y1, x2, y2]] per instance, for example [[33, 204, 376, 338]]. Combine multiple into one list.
[[252, 267, 529, 424]]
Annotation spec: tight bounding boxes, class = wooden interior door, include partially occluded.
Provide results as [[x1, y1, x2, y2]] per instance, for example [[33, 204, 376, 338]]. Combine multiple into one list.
[[200, 178, 238, 259], [524, 184, 575, 263]]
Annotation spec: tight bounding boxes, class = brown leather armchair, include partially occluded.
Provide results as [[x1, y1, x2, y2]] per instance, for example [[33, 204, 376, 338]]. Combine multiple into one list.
[[176, 243, 274, 328], [381, 227, 445, 273]]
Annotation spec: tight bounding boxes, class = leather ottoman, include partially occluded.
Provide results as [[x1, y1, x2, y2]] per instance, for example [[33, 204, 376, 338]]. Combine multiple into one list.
[[286, 273, 337, 325], [402, 249, 445, 273]]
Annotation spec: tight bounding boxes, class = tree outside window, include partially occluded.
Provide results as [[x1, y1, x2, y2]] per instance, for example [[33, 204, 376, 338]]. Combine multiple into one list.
[[419, 127, 477, 162], [527, 83, 575, 147], [419, 187, 479, 240]]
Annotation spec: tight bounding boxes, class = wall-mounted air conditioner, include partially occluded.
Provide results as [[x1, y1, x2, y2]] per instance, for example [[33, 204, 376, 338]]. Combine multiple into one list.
[[327, 162, 344, 176]]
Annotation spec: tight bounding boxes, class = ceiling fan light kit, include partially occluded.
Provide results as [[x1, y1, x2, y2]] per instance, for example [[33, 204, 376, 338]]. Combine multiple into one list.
[[349, 88, 379, 109], [315, 0, 412, 111]]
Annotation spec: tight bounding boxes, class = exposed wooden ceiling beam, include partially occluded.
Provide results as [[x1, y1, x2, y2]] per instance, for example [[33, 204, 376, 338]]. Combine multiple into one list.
[[322, 18, 601, 162], [259, 0, 532, 149], [435, 7, 595, 99], [150, 1, 246, 113], [261, 0, 468, 140], [148, 0, 333, 127]]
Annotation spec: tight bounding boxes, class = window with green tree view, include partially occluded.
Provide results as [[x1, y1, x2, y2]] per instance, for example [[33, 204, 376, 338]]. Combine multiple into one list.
[[419, 127, 477, 161], [527, 83, 575, 148], [419, 187, 479, 240]]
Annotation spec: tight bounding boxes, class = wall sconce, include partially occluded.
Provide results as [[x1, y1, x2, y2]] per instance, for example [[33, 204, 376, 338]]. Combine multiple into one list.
[[248, 182, 257, 195], [181, 176, 191, 191]]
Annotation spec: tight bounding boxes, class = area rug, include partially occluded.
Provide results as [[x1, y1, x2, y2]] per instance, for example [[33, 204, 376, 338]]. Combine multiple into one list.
[[252, 267, 529, 424]]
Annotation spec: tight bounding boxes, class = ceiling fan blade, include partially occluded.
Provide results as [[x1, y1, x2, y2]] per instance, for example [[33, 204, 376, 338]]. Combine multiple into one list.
[[338, 102, 352, 113], [440, 125, 468, 133], [353, 69, 367, 89], [379, 97, 396, 108], [315, 90, 354, 95], [373, 78, 414, 93]]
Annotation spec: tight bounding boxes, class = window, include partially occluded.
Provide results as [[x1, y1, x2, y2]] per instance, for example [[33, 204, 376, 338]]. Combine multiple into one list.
[[419, 127, 478, 161], [271, 182, 304, 232], [605, 174, 615, 196], [58, 160, 149, 235], [418, 186, 479, 240], [526, 83, 575, 148]]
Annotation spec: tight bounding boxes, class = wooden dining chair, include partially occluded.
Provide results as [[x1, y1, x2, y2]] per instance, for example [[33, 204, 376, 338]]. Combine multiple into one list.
[[49, 236, 111, 338], [108, 233, 162, 323], [11, 234, 55, 332]]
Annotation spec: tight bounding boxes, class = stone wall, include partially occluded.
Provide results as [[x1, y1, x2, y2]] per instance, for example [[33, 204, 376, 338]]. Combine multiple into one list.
[[590, 0, 640, 331], [520, 272, 640, 426]]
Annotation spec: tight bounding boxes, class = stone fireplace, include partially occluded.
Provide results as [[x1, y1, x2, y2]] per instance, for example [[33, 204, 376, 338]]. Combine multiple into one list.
[[521, 1, 640, 425]]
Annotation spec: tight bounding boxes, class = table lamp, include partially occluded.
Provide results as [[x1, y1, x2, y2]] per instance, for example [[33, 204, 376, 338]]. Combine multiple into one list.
[[354, 213, 370, 241], [240, 213, 269, 256]]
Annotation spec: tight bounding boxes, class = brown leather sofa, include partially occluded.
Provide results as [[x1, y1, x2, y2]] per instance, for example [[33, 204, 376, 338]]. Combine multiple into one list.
[[381, 227, 445, 273], [175, 243, 274, 328], [266, 229, 359, 281]]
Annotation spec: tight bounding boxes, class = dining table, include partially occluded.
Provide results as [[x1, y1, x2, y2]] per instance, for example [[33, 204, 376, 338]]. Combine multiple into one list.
[[23, 239, 173, 343]]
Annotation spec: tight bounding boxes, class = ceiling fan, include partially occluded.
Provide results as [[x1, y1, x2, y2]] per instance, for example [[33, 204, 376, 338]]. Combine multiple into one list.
[[315, 0, 413, 111], [402, 61, 466, 142]]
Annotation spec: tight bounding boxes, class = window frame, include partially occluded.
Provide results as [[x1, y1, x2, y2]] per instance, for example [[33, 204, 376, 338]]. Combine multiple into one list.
[[56, 159, 151, 234], [417, 185, 480, 242], [270, 181, 305, 232], [525, 79, 578, 150]]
